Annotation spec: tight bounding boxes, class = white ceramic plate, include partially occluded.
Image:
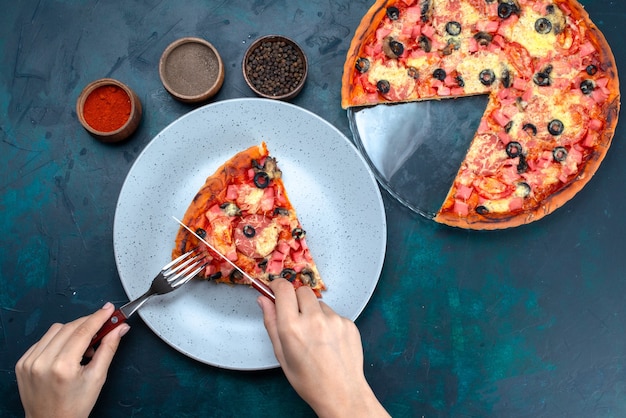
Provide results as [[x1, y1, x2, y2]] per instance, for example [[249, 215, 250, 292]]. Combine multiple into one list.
[[113, 98, 387, 370]]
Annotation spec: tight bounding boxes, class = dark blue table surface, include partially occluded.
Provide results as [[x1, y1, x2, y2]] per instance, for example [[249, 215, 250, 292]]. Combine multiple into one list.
[[1, 1, 624, 416]]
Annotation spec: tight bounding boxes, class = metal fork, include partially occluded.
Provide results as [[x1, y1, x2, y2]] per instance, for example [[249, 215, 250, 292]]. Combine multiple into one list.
[[89, 250, 205, 349]]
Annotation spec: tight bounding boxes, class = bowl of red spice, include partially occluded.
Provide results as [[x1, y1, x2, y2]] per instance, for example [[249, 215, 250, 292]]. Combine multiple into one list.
[[243, 35, 308, 100], [76, 78, 142, 143], [159, 37, 225, 103]]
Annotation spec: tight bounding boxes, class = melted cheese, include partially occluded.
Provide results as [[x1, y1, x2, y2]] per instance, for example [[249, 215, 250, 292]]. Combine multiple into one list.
[[255, 221, 279, 258], [367, 59, 408, 89], [501, 10, 558, 58]]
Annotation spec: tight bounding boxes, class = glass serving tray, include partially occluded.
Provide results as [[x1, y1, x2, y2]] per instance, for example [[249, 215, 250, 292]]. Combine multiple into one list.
[[348, 96, 489, 218]]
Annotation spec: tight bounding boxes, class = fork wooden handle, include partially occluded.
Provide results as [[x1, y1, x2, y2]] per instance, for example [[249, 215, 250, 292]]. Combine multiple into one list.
[[89, 308, 127, 349]]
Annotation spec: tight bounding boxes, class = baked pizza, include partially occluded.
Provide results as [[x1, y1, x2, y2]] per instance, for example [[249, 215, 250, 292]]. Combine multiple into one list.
[[342, 0, 620, 229], [172, 142, 326, 296]]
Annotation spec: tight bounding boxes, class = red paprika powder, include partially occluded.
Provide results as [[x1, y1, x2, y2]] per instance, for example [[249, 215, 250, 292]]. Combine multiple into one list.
[[82, 85, 131, 132]]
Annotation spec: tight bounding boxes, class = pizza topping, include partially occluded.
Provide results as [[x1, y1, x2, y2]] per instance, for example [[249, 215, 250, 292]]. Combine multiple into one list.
[[497, 0, 520, 20], [479, 69, 496, 86], [420, 0, 434, 22], [407, 66, 419, 79], [522, 123, 538, 136], [292, 227, 306, 240], [535, 18, 552, 34], [445, 21, 462, 36], [533, 66, 552, 86], [386, 6, 400, 20], [280, 268, 297, 282], [196, 228, 207, 238], [220, 202, 242, 217], [580, 79, 595, 95], [515, 182, 532, 198], [553, 146, 568, 162], [355, 57, 370, 73], [433, 68, 446, 81], [383, 36, 404, 58], [253, 171, 271, 188], [548, 119, 564, 136], [474, 32, 493, 47], [418, 35, 432, 52], [586, 64, 598, 76], [377, 80, 391, 93], [505, 141, 523, 158], [300, 269, 317, 286], [243, 224, 256, 238]]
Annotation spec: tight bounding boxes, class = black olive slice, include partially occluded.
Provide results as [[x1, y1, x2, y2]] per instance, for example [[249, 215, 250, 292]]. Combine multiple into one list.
[[253, 171, 270, 188], [195, 228, 207, 238], [476, 205, 489, 215], [274, 207, 290, 216], [258, 259, 268, 271], [355, 57, 370, 73], [229, 269, 243, 282], [497, 0, 520, 19], [533, 70, 551, 87], [506, 141, 523, 158], [243, 225, 256, 238], [418, 35, 432, 52], [377, 80, 391, 94], [251, 159, 263, 170], [504, 121, 513, 133], [553, 146, 568, 162], [407, 67, 419, 79], [446, 21, 462, 36], [207, 271, 222, 281], [388, 39, 404, 57], [479, 69, 496, 86], [455, 75, 465, 87], [420, 0, 433, 22], [292, 227, 306, 240], [522, 123, 537, 136], [546, 4, 555, 14], [517, 154, 528, 174], [433, 68, 446, 81], [535, 18, 552, 34], [474, 32, 493, 46], [580, 79, 595, 95], [548, 119, 564, 136], [586, 64, 598, 76], [280, 268, 297, 282], [501, 69, 512, 88], [386, 6, 400, 20]]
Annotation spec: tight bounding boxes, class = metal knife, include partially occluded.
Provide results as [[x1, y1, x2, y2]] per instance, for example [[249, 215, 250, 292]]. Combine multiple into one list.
[[173, 216, 276, 302]]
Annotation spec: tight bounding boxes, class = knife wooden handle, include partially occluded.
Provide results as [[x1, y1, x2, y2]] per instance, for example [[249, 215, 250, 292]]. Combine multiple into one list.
[[89, 308, 127, 349]]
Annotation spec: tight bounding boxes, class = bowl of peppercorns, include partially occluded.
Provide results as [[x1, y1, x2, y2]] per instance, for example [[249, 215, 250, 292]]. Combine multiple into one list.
[[243, 35, 308, 100]]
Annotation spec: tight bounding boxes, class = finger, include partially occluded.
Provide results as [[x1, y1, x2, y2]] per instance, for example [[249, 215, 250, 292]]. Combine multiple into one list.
[[294, 285, 321, 314], [269, 279, 300, 320], [63, 303, 117, 359], [17, 322, 64, 368], [258, 295, 284, 362], [86, 323, 129, 380]]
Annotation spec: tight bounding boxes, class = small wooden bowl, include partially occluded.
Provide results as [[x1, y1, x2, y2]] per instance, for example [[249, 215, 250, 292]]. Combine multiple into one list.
[[243, 35, 308, 100], [76, 78, 142, 143], [159, 37, 225, 103]]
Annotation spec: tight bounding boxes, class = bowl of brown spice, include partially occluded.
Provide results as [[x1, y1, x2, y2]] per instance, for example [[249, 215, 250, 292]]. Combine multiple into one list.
[[159, 37, 225, 103], [243, 35, 308, 100], [76, 78, 142, 143]]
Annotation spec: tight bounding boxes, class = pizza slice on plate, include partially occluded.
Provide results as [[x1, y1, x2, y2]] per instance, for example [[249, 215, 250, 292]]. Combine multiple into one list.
[[172, 142, 326, 297], [342, 0, 620, 229]]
